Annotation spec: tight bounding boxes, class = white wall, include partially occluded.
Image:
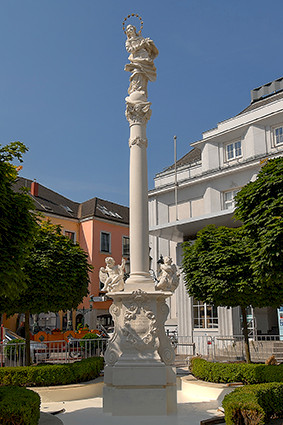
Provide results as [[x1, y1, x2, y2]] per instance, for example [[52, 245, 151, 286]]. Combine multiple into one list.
[[149, 94, 283, 341]]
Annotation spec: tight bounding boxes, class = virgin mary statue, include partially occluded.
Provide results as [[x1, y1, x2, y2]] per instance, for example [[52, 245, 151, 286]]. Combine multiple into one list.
[[125, 24, 159, 97]]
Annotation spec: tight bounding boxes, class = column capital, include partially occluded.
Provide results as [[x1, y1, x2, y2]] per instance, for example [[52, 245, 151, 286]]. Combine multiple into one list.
[[125, 100, 152, 126]]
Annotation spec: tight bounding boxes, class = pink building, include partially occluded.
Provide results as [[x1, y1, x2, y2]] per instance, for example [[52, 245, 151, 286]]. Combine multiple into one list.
[[14, 178, 129, 331]]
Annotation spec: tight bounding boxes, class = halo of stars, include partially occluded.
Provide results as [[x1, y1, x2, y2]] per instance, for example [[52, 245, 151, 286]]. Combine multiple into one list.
[[122, 14, 143, 35]]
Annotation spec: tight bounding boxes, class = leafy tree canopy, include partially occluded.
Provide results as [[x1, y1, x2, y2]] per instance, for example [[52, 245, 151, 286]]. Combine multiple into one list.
[[0, 220, 92, 315], [182, 225, 256, 308], [235, 157, 283, 295], [0, 142, 36, 299]]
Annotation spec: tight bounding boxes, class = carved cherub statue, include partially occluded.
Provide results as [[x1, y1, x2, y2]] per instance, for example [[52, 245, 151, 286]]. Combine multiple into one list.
[[99, 257, 126, 293], [155, 257, 180, 293]]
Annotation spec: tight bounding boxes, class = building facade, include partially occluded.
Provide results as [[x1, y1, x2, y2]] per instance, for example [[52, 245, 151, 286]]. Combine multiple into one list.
[[149, 78, 283, 348], [9, 178, 129, 332]]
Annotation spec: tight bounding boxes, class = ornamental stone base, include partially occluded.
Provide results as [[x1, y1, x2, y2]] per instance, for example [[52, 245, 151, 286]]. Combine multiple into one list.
[[103, 289, 177, 416]]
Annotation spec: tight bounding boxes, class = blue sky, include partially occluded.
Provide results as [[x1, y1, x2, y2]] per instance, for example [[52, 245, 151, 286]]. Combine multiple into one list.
[[1, 0, 282, 206]]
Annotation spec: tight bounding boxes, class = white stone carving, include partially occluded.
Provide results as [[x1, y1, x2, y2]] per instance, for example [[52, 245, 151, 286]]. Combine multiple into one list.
[[125, 101, 152, 126], [104, 302, 122, 366], [99, 257, 125, 293], [122, 289, 158, 349], [157, 300, 175, 365], [155, 256, 180, 292], [128, 135, 148, 148], [124, 24, 158, 97]]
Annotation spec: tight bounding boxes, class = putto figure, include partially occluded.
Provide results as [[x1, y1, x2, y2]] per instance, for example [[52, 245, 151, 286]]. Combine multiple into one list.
[[124, 24, 158, 96], [99, 257, 126, 293], [155, 257, 180, 293]]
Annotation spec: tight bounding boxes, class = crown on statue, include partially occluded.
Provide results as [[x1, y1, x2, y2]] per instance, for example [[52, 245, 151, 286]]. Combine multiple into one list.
[[122, 13, 143, 34]]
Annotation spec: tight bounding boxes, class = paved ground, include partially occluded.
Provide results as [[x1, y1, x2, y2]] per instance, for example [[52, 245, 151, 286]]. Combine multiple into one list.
[[39, 412, 63, 425], [42, 393, 224, 425], [41, 402, 283, 425]]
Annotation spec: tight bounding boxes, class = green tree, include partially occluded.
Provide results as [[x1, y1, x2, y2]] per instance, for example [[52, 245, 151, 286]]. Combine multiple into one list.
[[182, 225, 256, 363], [0, 142, 36, 300], [234, 157, 283, 303], [0, 220, 92, 365]]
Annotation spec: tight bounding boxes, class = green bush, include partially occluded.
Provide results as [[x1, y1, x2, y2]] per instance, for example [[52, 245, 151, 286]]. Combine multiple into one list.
[[189, 357, 283, 384], [0, 386, 40, 425], [223, 382, 283, 425], [0, 356, 104, 387]]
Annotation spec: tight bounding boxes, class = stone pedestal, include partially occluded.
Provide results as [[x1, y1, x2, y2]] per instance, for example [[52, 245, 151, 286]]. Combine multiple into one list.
[[103, 290, 177, 415]]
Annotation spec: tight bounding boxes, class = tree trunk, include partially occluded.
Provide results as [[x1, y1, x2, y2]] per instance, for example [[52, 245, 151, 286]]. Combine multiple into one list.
[[25, 311, 31, 366], [241, 306, 251, 363], [67, 310, 72, 331]]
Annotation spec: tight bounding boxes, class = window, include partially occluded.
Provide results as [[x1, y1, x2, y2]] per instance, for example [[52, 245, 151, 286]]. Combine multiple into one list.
[[223, 189, 240, 210], [65, 230, 76, 243], [225, 141, 242, 161], [122, 236, 130, 257], [101, 232, 111, 253], [274, 126, 283, 145], [193, 300, 218, 329]]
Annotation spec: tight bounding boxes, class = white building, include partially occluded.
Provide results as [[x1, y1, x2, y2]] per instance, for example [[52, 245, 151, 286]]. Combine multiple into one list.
[[149, 78, 283, 349]]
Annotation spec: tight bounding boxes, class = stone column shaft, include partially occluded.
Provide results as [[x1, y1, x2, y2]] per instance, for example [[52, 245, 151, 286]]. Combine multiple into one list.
[[129, 128, 149, 274], [125, 97, 155, 291]]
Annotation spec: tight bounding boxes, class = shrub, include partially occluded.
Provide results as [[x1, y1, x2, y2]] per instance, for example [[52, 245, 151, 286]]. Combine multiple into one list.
[[189, 357, 283, 384], [0, 386, 40, 425], [0, 356, 104, 387], [223, 382, 283, 425]]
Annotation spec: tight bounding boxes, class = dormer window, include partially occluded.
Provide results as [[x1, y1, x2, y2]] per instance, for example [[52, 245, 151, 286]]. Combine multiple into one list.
[[226, 141, 242, 161]]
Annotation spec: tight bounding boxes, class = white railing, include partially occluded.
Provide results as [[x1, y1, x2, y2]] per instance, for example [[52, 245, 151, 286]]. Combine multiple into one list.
[[0, 338, 108, 367], [1, 334, 281, 367], [176, 334, 281, 362]]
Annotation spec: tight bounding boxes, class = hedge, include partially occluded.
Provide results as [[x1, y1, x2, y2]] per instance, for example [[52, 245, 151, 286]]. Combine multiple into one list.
[[222, 382, 283, 425], [189, 357, 283, 384], [0, 386, 40, 425], [0, 356, 104, 387]]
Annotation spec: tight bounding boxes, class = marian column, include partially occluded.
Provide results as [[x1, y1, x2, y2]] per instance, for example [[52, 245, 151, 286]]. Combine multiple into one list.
[[124, 21, 158, 291], [103, 16, 177, 416]]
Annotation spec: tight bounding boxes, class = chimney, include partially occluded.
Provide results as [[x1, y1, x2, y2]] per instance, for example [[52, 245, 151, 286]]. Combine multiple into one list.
[[30, 181, 39, 197]]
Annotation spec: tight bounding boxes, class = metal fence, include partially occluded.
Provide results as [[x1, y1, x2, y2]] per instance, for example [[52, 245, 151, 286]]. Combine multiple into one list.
[[0, 338, 108, 367], [1, 334, 282, 367], [176, 334, 282, 362]]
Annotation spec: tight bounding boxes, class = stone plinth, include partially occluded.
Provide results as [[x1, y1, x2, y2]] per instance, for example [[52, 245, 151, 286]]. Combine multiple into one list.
[[103, 290, 177, 415]]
